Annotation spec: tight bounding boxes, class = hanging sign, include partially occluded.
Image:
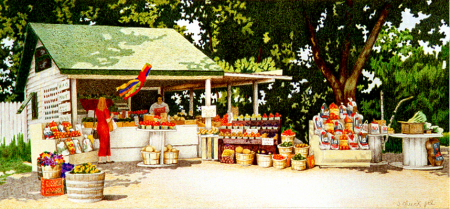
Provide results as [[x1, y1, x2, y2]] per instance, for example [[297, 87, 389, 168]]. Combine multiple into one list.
[[58, 80, 70, 91], [59, 102, 71, 113], [201, 105, 216, 118], [59, 114, 71, 122], [58, 91, 70, 102], [261, 138, 274, 146]]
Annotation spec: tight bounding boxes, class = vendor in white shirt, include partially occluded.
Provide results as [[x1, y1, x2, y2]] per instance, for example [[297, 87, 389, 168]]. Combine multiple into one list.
[[150, 94, 169, 116]]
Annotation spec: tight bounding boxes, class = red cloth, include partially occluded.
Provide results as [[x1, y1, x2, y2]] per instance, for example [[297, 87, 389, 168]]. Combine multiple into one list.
[[96, 108, 111, 157], [154, 107, 165, 116]]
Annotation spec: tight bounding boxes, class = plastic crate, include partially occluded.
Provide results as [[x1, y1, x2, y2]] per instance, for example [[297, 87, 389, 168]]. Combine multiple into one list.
[[41, 178, 64, 196]]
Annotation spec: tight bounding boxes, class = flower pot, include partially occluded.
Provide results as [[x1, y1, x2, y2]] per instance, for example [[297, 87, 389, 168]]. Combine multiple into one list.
[[65, 171, 105, 203], [42, 165, 62, 179]]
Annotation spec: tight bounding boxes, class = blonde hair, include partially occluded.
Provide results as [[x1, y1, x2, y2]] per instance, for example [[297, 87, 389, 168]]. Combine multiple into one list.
[[97, 97, 108, 111]]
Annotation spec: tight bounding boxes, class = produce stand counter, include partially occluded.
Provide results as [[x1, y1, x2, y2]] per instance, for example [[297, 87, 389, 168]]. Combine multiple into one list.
[[389, 133, 443, 170], [309, 121, 372, 167], [82, 125, 200, 162], [218, 119, 281, 165], [31, 123, 98, 172]]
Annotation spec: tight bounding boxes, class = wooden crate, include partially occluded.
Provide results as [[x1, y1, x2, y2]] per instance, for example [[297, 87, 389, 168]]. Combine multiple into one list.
[[399, 122, 424, 134], [41, 178, 64, 196]]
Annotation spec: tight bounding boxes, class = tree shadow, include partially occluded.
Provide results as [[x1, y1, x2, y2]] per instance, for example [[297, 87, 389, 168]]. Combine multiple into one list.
[[103, 194, 128, 201]]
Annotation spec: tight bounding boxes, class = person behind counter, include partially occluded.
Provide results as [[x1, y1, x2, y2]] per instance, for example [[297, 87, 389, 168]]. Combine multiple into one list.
[[96, 97, 114, 164], [150, 94, 169, 116]]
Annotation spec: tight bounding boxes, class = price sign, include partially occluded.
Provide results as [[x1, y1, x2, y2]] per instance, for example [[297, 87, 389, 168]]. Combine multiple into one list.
[[201, 105, 216, 118], [58, 91, 70, 102], [59, 114, 71, 122], [246, 129, 258, 134], [59, 102, 71, 113], [58, 79, 70, 91], [261, 138, 274, 146]]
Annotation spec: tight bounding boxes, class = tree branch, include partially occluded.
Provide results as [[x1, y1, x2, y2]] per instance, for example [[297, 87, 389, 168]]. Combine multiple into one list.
[[339, 0, 353, 85], [346, 3, 391, 90], [304, 12, 343, 102]]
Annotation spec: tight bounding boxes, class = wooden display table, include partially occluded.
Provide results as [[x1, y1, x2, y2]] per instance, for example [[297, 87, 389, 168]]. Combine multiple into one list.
[[389, 133, 443, 170], [309, 121, 372, 167], [136, 128, 177, 167], [199, 134, 219, 161], [30, 123, 98, 172]]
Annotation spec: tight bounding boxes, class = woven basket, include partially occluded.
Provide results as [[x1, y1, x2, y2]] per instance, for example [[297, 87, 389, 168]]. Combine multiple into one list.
[[291, 159, 307, 171], [294, 146, 310, 158], [42, 165, 62, 179], [277, 145, 293, 157], [164, 150, 180, 164], [141, 151, 161, 165], [256, 154, 273, 168], [236, 152, 255, 166], [65, 171, 105, 203], [37, 162, 43, 180], [272, 158, 287, 169], [281, 134, 295, 144]]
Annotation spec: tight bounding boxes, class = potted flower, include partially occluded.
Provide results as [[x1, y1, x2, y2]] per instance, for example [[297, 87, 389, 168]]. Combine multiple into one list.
[[66, 163, 105, 203], [37, 151, 65, 179]]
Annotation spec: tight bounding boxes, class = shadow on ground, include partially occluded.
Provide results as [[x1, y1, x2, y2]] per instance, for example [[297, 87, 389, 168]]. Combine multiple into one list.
[[0, 159, 201, 201]]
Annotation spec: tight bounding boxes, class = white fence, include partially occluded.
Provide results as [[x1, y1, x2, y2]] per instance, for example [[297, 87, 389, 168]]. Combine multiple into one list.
[[0, 102, 28, 145]]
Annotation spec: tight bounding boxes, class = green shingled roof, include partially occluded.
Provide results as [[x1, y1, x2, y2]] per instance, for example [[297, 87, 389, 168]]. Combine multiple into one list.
[[16, 23, 224, 94]]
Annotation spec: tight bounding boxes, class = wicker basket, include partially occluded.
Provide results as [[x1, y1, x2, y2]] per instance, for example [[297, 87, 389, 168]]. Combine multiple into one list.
[[141, 151, 161, 165], [164, 150, 180, 164], [42, 165, 62, 179], [65, 171, 105, 203], [37, 162, 43, 180], [399, 122, 424, 134], [294, 146, 310, 158], [291, 159, 307, 171], [256, 154, 273, 168], [272, 157, 287, 169], [281, 134, 295, 144], [236, 152, 255, 166], [277, 145, 293, 157]]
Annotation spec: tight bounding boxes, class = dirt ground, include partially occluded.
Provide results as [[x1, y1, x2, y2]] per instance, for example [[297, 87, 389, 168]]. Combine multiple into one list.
[[0, 148, 448, 209]]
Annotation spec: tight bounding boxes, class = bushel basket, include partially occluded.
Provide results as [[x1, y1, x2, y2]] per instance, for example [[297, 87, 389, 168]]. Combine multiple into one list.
[[291, 159, 307, 171], [294, 146, 310, 158], [65, 171, 105, 203], [236, 152, 255, 166], [141, 151, 161, 165], [256, 154, 272, 168]]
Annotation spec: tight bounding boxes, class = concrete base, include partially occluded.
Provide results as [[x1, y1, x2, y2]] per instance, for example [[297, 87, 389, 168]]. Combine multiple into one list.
[[389, 162, 443, 170], [309, 121, 372, 168]]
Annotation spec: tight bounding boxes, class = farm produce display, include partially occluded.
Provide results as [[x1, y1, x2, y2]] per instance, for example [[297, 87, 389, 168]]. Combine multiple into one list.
[[44, 121, 81, 139]]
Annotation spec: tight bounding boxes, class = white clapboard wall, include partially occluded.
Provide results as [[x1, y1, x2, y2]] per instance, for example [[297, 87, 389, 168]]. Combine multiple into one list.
[[0, 102, 28, 145]]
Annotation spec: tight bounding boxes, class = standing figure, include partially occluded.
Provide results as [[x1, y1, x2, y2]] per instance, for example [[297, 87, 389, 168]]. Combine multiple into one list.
[[96, 97, 114, 164]]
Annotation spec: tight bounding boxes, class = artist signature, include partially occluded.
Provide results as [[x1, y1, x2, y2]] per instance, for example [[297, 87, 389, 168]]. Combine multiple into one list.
[[395, 199, 436, 208]]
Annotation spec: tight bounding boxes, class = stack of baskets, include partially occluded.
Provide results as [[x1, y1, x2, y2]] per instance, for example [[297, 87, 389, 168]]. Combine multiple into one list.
[[291, 158, 307, 171], [163, 150, 180, 164], [278, 145, 293, 157], [256, 154, 273, 168], [141, 151, 161, 165], [236, 151, 255, 166], [281, 134, 295, 144], [294, 145, 310, 158], [272, 155, 287, 169]]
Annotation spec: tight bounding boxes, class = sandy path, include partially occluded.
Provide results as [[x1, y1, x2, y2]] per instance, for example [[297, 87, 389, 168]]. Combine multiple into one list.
[[1, 159, 448, 209]]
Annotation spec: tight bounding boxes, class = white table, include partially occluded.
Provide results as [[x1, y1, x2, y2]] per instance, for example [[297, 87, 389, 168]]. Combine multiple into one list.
[[389, 133, 443, 170], [136, 128, 177, 167], [368, 134, 389, 164]]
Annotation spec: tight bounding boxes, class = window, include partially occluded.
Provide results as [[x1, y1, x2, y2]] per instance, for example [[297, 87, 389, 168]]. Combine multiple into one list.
[[35, 46, 52, 73]]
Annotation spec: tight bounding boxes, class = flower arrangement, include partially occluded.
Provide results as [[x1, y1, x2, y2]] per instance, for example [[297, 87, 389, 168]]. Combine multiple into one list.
[[37, 151, 65, 167], [70, 163, 100, 174]]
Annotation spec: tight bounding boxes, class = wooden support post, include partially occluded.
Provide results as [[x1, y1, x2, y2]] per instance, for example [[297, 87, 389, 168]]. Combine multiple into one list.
[[205, 79, 211, 129], [202, 137, 207, 159], [189, 89, 194, 115], [214, 137, 219, 160], [127, 97, 131, 111], [227, 83, 232, 114], [207, 137, 212, 159], [253, 81, 258, 116], [70, 79, 78, 125]]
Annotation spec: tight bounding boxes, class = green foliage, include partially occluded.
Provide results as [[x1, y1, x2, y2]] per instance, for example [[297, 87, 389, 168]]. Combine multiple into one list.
[[383, 138, 403, 153], [368, 26, 449, 132], [0, 133, 31, 162], [440, 133, 449, 147], [0, 157, 32, 185]]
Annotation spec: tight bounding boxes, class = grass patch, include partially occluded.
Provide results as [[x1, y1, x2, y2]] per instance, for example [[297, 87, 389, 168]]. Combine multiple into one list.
[[0, 158, 32, 185]]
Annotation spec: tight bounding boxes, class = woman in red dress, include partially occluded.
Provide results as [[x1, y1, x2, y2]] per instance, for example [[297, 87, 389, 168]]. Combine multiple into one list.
[[96, 97, 114, 164]]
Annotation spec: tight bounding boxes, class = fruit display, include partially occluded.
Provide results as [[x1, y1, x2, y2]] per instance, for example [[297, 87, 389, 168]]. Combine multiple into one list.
[[272, 154, 286, 160], [142, 145, 160, 153], [279, 141, 293, 147], [407, 111, 427, 123], [292, 153, 306, 161], [282, 129, 296, 136], [43, 121, 81, 139], [197, 127, 219, 135], [294, 144, 308, 148]]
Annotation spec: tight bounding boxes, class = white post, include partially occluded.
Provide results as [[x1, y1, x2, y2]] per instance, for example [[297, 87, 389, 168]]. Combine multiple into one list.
[[227, 83, 231, 114], [71, 79, 78, 125], [253, 81, 258, 116], [128, 97, 132, 111], [189, 89, 194, 115], [205, 79, 211, 129]]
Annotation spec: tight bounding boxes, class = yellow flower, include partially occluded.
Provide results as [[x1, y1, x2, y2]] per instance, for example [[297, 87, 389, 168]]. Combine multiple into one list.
[[88, 163, 91, 166]]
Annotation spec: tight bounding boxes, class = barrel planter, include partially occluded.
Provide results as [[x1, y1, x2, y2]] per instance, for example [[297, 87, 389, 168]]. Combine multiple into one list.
[[42, 165, 62, 179], [65, 171, 105, 203]]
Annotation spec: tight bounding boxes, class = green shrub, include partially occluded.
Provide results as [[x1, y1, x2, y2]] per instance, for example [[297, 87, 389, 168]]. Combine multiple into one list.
[[440, 133, 449, 146], [384, 137, 402, 153], [0, 133, 31, 162]]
